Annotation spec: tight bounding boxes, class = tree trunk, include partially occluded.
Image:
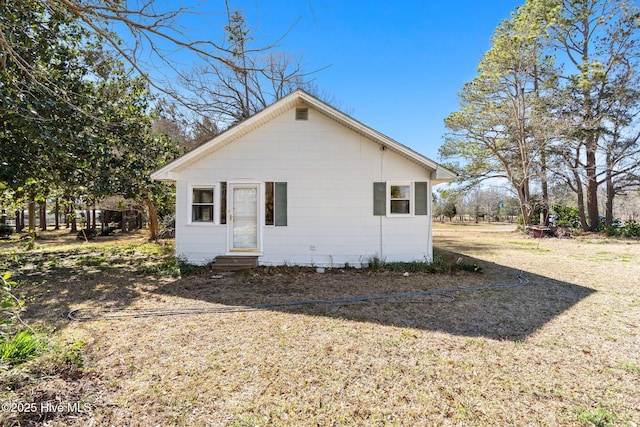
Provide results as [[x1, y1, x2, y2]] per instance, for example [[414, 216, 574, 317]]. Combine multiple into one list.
[[540, 149, 550, 226], [54, 198, 60, 230], [28, 198, 36, 238], [575, 177, 588, 231], [585, 136, 599, 231], [69, 196, 77, 233], [516, 179, 532, 228], [605, 172, 615, 228], [39, 201, 47, 231], [145, 198, 160, 240], [15, 210, 23, 232]]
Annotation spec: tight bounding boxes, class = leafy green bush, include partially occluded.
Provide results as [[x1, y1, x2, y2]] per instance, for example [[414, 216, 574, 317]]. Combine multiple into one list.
[[620, 220, 640, 237], [597, 220, 640, 237], [552, 205, 580, 228]]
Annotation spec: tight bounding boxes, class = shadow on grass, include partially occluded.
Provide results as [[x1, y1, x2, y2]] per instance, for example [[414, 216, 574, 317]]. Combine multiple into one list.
[[7, 239, 595, 341], [149, 248, 595, 341]]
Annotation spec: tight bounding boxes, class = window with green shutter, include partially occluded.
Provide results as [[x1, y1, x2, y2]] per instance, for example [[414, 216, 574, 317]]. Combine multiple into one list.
[[373, 181, 429, 216]]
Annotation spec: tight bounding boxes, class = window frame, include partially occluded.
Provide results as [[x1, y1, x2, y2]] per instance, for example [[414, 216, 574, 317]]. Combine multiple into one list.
[[387, 182, 414, 217], [187, 184, 219, 225]]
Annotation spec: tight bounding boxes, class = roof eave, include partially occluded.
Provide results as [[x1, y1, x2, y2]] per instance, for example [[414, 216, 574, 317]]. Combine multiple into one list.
[[150, 89, 456, 182]]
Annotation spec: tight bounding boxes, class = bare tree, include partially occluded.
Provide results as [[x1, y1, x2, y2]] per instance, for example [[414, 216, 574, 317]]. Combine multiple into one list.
[[0, 1, 310, 114], [176, 7, 323, 128]]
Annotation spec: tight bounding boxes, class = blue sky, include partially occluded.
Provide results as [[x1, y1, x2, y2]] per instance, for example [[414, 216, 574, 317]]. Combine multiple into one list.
[[148, 1, 524, 161]]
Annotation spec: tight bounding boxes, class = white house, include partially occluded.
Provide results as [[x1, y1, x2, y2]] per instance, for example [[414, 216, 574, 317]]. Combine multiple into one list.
[[151, 90, 455, 267]]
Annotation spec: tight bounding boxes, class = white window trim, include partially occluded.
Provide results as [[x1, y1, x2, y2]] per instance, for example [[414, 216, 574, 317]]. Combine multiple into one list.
[[187, 183, 220, 225], [387, 181, 414, 217]]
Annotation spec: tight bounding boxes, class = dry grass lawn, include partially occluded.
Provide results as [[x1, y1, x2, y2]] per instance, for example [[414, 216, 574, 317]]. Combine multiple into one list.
[[1, 225, 639, 426]]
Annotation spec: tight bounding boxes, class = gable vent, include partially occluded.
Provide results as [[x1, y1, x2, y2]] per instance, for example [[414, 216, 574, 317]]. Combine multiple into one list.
[[295, 108, 309, 120]]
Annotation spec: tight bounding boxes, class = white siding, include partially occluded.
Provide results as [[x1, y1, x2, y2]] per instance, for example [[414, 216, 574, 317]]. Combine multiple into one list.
[[174, 106, 433, 266]]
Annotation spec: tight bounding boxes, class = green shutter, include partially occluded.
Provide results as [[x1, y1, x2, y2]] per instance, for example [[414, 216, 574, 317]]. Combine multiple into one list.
[[274, 182, 287, 226], [373, 182, 386, 215], [220, 182, 227, 224], [415, 182, 429, 215]]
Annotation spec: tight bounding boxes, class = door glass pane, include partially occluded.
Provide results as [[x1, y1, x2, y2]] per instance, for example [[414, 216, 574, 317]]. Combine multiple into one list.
[[233, 187, 258, 249]]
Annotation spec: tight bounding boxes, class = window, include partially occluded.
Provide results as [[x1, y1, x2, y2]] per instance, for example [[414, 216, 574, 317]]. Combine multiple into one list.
[[191, 187, 215, 222], [389, 184, 411, 215], [374, 182, 428, 217]]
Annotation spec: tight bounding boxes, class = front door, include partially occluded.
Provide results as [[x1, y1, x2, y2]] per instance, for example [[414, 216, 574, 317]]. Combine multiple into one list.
[[229, 184, 260, 252]]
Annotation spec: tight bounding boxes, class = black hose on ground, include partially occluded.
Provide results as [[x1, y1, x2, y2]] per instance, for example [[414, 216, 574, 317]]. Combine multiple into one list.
[[63, 271, 529, 321]]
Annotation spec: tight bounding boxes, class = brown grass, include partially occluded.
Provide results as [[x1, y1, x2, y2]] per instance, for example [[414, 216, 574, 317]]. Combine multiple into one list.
[[1, 226, 639, 426]]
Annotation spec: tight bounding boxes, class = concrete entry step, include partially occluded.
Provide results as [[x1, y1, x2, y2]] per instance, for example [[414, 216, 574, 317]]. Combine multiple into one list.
[[213, 255, 259, 271]]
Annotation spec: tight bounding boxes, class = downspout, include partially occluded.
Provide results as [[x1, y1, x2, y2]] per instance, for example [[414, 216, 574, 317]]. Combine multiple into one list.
[[379, 145, 385, 259], [427, 179, 433, 262]]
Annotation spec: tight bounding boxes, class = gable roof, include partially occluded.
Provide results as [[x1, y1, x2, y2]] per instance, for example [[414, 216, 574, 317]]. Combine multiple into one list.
[[150, 89, 456, 184]]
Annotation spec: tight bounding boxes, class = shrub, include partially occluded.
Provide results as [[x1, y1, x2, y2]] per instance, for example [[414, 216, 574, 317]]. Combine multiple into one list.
[[620, 220, 640, 237], [597, 220, 640, 238], [553, 205, 580, 228], [366, 254, 482, 274]]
